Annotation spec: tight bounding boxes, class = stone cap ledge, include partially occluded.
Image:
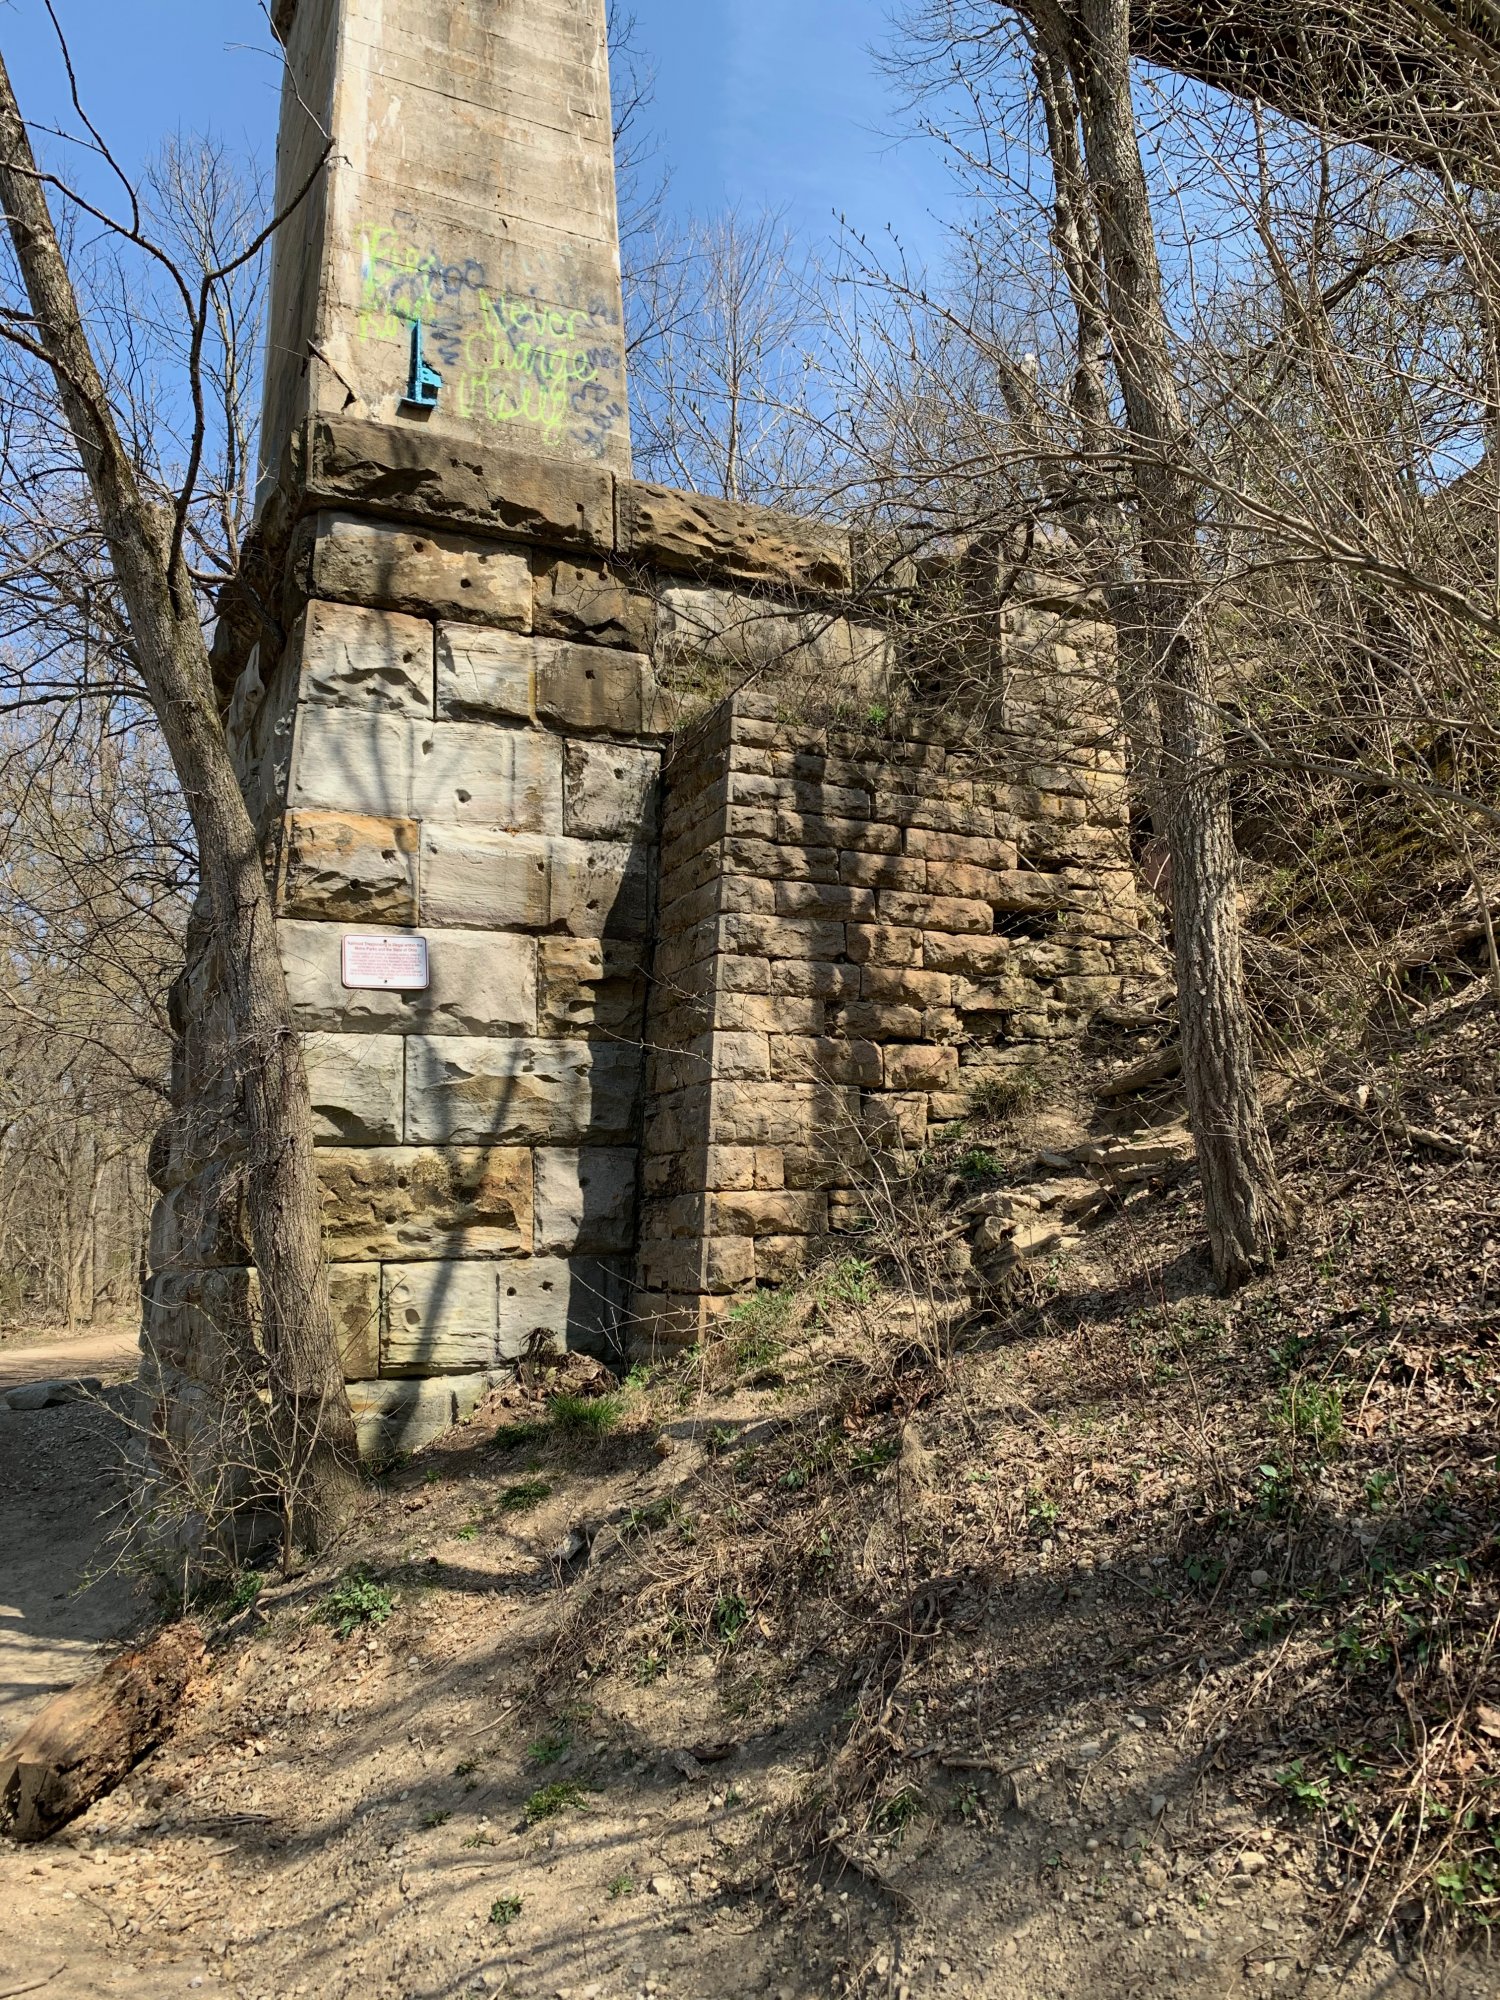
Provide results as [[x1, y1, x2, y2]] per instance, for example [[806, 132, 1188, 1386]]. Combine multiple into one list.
[[274, 417, 854, 594]]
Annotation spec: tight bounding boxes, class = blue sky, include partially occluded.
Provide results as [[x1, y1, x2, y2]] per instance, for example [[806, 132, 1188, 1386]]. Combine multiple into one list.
[[0, 0, 957, 269]]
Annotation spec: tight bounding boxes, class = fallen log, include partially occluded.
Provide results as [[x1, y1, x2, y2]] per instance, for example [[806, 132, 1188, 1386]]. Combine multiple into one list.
[[0, 1623, 203, 1841], [1098, 1044, 1182, 1098]]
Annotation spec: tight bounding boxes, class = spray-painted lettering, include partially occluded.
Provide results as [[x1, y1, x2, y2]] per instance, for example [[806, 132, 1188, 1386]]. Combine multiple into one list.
[[356, 223, 626, 455]]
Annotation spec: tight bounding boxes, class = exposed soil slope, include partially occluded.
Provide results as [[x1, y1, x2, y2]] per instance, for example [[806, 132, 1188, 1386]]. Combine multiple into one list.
[[3, 999, 1500, 2000]]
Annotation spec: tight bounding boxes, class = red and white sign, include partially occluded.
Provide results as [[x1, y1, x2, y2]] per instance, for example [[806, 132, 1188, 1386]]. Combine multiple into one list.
[[340, 934, 430, 992]]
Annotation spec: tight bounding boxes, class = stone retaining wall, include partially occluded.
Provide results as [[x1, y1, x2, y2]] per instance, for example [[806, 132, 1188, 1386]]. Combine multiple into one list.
[[634, 602, 1149, 1349]]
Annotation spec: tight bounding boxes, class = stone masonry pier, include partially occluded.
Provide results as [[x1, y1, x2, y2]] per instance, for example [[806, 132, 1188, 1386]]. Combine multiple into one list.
[[139, 0, 1150, 1480]]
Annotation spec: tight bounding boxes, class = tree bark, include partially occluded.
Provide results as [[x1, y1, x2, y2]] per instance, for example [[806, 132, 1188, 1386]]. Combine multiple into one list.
[[0, 56, 358, 1541], [1045, 0, 1290, 1284], [0, 1623, 204, 1840]]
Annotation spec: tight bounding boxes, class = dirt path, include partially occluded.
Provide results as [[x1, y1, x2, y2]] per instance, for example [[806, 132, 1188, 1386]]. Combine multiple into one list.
[[0, 1347, 163, 2000], [0, 1322, 140, 1390]]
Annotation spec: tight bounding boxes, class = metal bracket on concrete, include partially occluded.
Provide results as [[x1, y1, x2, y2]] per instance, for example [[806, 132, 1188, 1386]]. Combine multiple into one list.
[[400, 320, 442, 412]]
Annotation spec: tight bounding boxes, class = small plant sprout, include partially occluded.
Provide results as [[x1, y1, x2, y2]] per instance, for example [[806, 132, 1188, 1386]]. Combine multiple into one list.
[[608, 1873, 636, 1898], [498, 1480, 552, 1512], [489, 1895, 522, 1927]]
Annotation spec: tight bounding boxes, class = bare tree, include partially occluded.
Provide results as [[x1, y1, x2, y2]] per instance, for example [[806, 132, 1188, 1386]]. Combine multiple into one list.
[[0, 44, 357, 1545]]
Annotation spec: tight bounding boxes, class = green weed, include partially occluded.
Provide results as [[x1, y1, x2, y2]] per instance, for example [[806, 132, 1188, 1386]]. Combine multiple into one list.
[[872, 1786, 924, 1839], [526, 1732, 571, 1767], [550, 1393, 621, 1438], [498, 1480, 552, 1512], [1279, 1378, 1345, 1456], [523, 1781, 590, 1824], [957, 1148, 1002, 1183], [321, 1569, 394, 1641], [818, 1256, 876, 1308], [419, 1809, 451, 1829], [711, 1593, 750, 1645], [608, 1873, 636, 1899], [724, 1285, 795, 1374], [1276, 1760, 1329, 1812], [489, 1895, 523, 1927]]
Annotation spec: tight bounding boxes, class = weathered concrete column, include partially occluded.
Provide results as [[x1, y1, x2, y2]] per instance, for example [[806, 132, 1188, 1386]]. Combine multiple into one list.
[[262, 0, 631, 487]]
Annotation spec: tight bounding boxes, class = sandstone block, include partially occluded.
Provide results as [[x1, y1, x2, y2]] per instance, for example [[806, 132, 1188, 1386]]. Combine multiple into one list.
[[715, 994, 825, 1034], [927, 1092, 972, 1125], [279, 923, 537, 1036], [845, 925, 921, 967], [628, 1292, 722, 1354], [863, 1092, 929, 1150], [618, 483, 850, 590], [722, 837, 838, 884], [347, 1373, 500, 1456], [549, 838, 654, 939], [435, 622, 534, 723], [769, 960, 861, 1000], [330, 1264, 381, 1380], [922, 933, 1014, 978], [640, 1232, 753, 1295], [719, 914, 846, 961], [404, 1036, 640, 1146], [420, 826, 551, 929], [279, 811, 419, 924], [861, 966, 954, 1006], [497, 1255, 632, 1357], [711, 1079, 859, 1149], [534, 1148, 638, 1255], [381, 1261, 499, 1376], [412, 721, 563, 830], [292, 600, 432, 715], [828, 1001, 925, 1041], [708, 1145, 785, 1192], [904, 827, 1020, 869], [534, 555, 656, 652], [537, 638, 655, 736], [301, 418, 615, 553], [702, 1030, 770, 1080], [304, 511, 532, 629], [563, 740, 660, 840], [289, 708, 422, 819], [882, 797, 995, 837], [320, 1146, 532, 1261], [775, 881, 877, 922], [755, 1236, 824, 1284], [884, 1044, 960, 1091], [710, 1190, 828, 1238], [301, 1031, 404, 1144], [775, 811, 901, 855], [732, 771, 871, 816], [839, 851, 927, 892], [769, 1036, 882, 1088], [879, 891, 993, 934], [716, 955, 774, 995]]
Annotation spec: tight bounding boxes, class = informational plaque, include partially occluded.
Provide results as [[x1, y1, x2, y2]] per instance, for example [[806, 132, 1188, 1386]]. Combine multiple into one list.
[[341, 934, 430, 992]]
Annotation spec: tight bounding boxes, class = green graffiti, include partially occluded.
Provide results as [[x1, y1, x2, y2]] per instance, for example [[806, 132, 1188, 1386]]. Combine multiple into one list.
[[353, 221, 625, 453]]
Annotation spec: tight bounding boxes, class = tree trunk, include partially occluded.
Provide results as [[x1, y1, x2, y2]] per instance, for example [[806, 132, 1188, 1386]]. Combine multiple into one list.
[[0, 57, 358, 1541], [1059, 0, 1291, 1284]]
